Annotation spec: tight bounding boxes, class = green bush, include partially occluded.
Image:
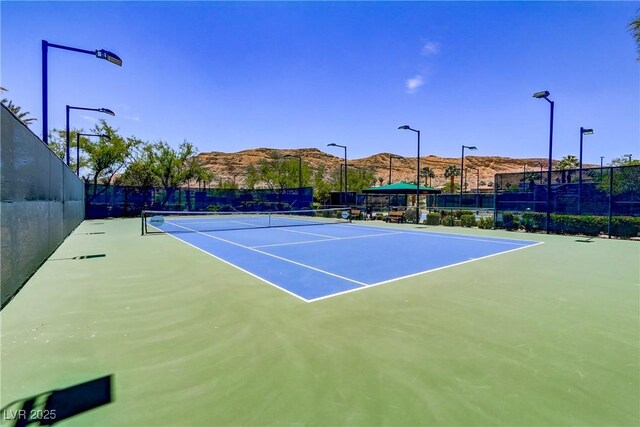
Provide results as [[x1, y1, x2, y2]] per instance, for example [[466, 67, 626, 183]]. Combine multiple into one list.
[[460, 214, 477, 227], [425, 213, 440, 225], [454, 219, 462, 227], [441, 215, 455, 226], [521, 212, 546, 232], [502, 212, 520, 230], [550, 214, 605, 236], [478, 217, 494, 229], [453, 210, 475, 219], [610, 216, 640, 238]]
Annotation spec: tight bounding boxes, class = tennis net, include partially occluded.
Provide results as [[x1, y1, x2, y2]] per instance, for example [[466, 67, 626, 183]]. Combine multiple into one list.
[[141, 207, 353, 235]]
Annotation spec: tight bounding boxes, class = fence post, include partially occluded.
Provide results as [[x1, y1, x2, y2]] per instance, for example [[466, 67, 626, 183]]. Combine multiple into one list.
[[608, 166, 613, 239], [492, 174, 497, 229]]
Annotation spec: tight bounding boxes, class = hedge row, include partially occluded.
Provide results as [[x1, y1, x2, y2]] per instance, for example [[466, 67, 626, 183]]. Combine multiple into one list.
[[503, 212, 640, 238], [419, 210, 639, 238]]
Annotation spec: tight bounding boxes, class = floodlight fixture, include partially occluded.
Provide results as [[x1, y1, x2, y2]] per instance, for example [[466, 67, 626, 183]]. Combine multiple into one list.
[[533, 91, 550, 99], [398, 124, 422, 224]]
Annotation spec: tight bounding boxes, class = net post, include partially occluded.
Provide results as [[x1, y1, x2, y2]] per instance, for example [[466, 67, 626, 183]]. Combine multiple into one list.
[[141, 210, 145, 236]]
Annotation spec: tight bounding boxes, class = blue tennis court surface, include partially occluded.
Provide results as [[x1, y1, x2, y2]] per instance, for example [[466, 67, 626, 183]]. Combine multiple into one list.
[[151, 219, 541, 302]]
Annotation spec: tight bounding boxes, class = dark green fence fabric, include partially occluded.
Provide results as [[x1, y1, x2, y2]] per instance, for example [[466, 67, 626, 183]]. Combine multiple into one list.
[[1, 105, 84, 308], [85, 185, 314, 219], [494, 166, 640, 238]]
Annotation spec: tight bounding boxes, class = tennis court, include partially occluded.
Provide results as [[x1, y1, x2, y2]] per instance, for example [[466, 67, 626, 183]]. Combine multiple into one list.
[[143, 209, 541, 301], [2, 218, 638, 426]]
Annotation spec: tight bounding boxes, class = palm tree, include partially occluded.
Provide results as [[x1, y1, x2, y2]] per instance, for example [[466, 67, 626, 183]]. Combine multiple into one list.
[[1, 87, 36, 125], [420, 167, 435, 187], [555, 155, 579, 183], [630, 14, 640, 60], [443, 165, 461, 192]]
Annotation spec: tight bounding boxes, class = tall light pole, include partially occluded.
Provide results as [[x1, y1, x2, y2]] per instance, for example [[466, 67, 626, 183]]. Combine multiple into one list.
[[42, 40, 122, 144], [460, 145, 477, 207], [533, 90, 554, 234], [283, 154, 303, 192], [327, 143, 347, 207], [388, 154, 402, 185], [600, 156, 605, 178], [66, 105, 115, 166], [578, 127, 594, 213], [76, 133, 110, 176], [398, 125, 421, 224]]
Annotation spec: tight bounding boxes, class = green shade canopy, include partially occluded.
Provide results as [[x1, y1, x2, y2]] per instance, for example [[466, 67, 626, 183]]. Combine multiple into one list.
[[362, 182, 441, 194]]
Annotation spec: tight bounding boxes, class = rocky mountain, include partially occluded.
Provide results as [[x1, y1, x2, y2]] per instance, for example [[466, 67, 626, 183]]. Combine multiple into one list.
[[196, 147, 584, 190]]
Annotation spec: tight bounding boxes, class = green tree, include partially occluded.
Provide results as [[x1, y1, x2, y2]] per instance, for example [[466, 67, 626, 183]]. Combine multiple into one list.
[[83, 120, 142, 197], [115, 143, 159, 187], [47, 128, 84, 165], [443, 165, 461, 192], [312, 166, 333, 205], [1, 87, 36, 126], [555, 155, 579, 170], [555, 155, 579, 184], [346, 167, 376, 194], [244, 151, 310, 191], [629, 13, 640, 60], [420, 166, 435, 187]]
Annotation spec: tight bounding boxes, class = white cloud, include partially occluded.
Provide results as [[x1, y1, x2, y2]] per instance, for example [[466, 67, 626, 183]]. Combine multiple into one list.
[[406, 75, 424, 94], [421, 41, 440, 56]]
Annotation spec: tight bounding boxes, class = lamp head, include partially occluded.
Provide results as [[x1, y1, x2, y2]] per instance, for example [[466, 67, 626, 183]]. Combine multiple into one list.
[[327, 143, 337, 147], [100, 134, 111, 140], [465, 145, 477, 151], [581, 128, 594, 135], [398, 125, 411, 130], [96, 49, 122, 66], [99, 108, 115, 116], [533, 90, 550, 99]]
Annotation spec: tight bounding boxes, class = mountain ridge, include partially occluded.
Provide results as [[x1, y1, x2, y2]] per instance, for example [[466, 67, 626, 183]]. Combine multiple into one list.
[[196, 148, 593, 190]]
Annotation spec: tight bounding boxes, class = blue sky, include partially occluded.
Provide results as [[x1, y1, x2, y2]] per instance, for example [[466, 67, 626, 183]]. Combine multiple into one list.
[[2, 1, 638, 164]]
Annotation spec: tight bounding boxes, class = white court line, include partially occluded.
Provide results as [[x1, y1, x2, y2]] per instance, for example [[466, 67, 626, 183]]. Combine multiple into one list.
[[165, 221, 369, 288], [343, 223, 536, 246], [251, 232, 404, 249], [270, 227, 342, 239], [307, 241, 545, 303]]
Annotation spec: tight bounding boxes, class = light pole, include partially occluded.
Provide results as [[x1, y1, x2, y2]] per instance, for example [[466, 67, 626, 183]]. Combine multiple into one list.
[[42, 40, 122, 144], [624, 154, 632, 162], [388, 154, 402, 185], [578, 127, 594, 213], [533, 90, 554, 234], [460, 145, 477, 207], [76, 133, 110, 176], [283, 154, 303, 194], [398, 125, 421, 224], [600, 156, 605, 178], [327, 143, 347, 207], [66, 105, 115, 166]]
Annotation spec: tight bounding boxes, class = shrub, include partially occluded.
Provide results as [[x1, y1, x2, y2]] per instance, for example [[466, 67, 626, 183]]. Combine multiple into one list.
[[521, 212, 546, 232], [441, 215, 455, 226], [454, 210, 475, 219], [404, 207, 416, 224], [610, 216, 640, 238], [501, 212, 520, 230], [454, 219, 462, 227], [478, 217, 494, 229], [550, 214, 605, 236], [425, 213, 440, 225], [460, 214, 477, 227]]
